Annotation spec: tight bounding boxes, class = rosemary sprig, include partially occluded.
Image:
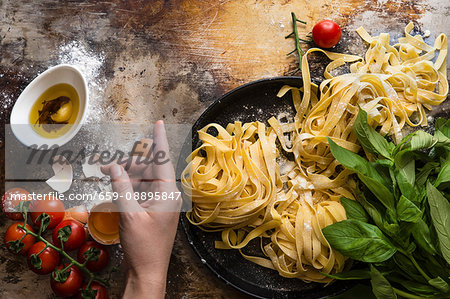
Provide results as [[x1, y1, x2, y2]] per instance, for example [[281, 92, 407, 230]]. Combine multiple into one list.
[[285, 12, 311, 74]]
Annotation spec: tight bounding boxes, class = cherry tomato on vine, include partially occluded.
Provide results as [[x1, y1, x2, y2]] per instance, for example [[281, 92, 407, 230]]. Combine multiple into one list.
[[52, 219, 86, 251], [2, 188, 30, 220], [77, 281, 109, 299], [30, 195, 65, 230], [27, 241, 60, 275], [77, 241, 109, 273], [51, 264, 83, 297], [4, 222, 35, 255], [312, 20, 342, 48]]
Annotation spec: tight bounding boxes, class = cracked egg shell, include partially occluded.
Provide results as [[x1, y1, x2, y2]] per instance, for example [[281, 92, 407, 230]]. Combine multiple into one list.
[[46, 155, 73, 193], [82, 154, 105, 179], [63, 205, 88, 224]]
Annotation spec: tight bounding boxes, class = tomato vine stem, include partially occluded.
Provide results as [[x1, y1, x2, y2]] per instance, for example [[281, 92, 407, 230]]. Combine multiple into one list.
[[15, 203, 110, 287], [35, 245, 48, 257], [18, 223, 110, 287]]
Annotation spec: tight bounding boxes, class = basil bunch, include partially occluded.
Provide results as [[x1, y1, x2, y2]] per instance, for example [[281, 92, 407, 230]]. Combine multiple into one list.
[[323, 108, 450, 299]]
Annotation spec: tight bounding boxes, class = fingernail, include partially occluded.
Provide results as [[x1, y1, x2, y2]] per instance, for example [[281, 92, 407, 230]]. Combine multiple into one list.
[[111, 165, 122, 178]]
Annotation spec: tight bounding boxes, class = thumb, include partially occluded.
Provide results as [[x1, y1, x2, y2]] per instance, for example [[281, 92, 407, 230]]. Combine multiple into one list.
[[104, 164, 142, 213]]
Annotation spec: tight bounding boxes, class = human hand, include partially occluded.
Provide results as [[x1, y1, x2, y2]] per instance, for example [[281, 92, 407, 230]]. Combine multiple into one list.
[[101, 120, 181, 299]]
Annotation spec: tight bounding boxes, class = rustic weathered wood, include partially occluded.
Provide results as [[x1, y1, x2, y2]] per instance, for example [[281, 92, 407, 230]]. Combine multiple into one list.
[[1, 0, 449, 298]]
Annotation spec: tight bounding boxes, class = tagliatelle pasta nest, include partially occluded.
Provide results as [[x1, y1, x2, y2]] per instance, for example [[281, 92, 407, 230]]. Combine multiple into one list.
[[181, 23, 448, 283]]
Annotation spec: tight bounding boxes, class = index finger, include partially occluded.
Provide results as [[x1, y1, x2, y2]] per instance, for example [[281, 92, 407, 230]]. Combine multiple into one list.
[[151, 120, 175, 181]]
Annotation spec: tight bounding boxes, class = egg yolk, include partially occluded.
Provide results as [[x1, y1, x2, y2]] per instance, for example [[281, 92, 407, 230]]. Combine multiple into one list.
[[92, 211, 119, 235]]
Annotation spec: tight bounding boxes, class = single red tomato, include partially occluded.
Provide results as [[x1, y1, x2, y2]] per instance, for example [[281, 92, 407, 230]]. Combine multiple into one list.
[[312, 20, 342, 48], [52, 219, 86, 251], [4, 222, 35, 255], [27, 241, 60, 275], [77, 281, 109, 299], [50, 264, 83, 297], [2, 188, 30, 220], [77, 241, 109, 273], [30, 195, 65, 230]]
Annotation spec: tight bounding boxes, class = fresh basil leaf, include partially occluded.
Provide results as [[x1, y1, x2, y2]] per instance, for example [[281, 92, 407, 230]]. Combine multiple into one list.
[[396, 171, 418, 204], [323, 219, 397, 263], [422, 255, 450, 285], [410, 131, 439, 150], [435, 161, 450, 187], [396, 222, 414, 249], [385, 208, 398, 224], [321, 269, 371, 280], [410, 129, 449, 151], [389, 275, 439, 296], [393, 132, 414, 156], [427, 182, 450, 264], [417, 188, 428, 205], [430, 146, 450, 170], [353, 108, 394, 159], [434, 131, 450, 145], [388, 167, 400, 199], [327, 137, 390, 187], [341, 197, 369, 222], [328, 137, 395, 210], [372, 160, 393, 186], [395, 129, 450, 155], [416, 162, 439, 188], [406, 241, 416, 254], [435, 118, 450, 139], [383, 223, 402, 242], [397, 196, 422, 223], [393, 151, 417, 202], [357, 189, 400, 239], [357, 191, 386, 227], [428, 276, 450, 293], [358, 174, 396, 211], [393, 253, 426, 283], [411, 218, 437, 255], [373, 159, 394, 168], [370, 265, 397, 299]]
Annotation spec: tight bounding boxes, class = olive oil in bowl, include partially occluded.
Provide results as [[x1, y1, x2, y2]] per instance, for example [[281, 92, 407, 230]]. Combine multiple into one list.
[[29, 83, 80, 138], [11, 64, 88, 147]]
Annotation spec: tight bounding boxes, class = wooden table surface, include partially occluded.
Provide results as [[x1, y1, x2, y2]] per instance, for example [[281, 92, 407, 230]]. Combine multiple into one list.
[[1, 0, 449, 298]]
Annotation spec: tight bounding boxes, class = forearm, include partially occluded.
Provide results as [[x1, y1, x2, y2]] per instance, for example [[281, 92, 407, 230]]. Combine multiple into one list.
[[123, 269, 167, 299]]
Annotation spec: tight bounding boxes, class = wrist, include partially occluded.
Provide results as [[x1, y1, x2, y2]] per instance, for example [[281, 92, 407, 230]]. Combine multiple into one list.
[[123, 269, 167, 299]]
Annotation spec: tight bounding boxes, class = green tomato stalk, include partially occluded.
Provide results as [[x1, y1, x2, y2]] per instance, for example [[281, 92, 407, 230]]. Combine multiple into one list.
[[15, 203, 110, 288]]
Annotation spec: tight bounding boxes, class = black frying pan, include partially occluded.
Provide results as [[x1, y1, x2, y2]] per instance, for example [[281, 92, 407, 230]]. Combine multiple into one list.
[[176, 77, 354, 299]]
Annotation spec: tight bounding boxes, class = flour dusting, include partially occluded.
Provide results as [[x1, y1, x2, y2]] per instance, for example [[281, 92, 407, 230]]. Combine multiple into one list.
[[57, 41, 111, 123]]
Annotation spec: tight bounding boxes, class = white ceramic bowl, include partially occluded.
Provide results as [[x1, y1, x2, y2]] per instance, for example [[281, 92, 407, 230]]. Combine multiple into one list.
[[10, 64, 88, 147]]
